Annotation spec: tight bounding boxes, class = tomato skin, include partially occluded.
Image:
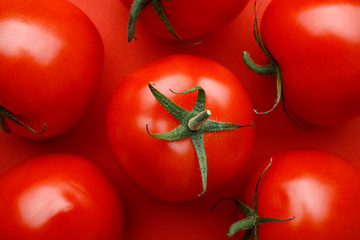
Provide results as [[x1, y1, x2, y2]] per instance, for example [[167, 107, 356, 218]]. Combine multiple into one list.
[[0, 0, 104, 139], [106, 54, 254, 201], [237, 149, 360, 240], [120, 0, 249, 40], [260, 0, 360, 125], [0, 154, 124, 240]]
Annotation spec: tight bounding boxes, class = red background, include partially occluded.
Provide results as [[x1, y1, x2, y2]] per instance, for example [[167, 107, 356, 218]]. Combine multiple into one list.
[[1, 0, 359, 239]]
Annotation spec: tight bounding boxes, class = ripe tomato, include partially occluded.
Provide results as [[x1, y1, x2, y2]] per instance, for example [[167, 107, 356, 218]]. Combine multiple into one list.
[[0, 0, 104, 139], [245, 0, 360, 125], [226, 149, 360, 239], [106, 54, 254, 201], [0, 154, 124, 240], [120, 0, 249, 42]]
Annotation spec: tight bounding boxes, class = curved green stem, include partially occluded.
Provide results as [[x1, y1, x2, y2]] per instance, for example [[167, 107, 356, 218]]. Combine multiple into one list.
[[0, 105, 46, 134], [242, 52, 277, 75], [128, 0, 149, 42], [243, 0, 285, 116], [253, 67, 282, 115], [127, 0, 201, 45], [149, 0, 189, 44]]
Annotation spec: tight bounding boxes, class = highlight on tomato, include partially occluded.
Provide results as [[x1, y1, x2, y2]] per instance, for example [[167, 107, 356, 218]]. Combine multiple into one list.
[[214, 149, 360, 240], [120, 0, 250, 43], [243, 0, 360, 126], [0, 0, 104, 139], [0, 154, 125, 240], [106, 54, 255, 201]]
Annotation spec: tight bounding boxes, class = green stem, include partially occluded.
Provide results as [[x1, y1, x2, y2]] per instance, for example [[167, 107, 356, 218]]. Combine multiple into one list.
[[242, 0, 284, 116], [253, 66, 282, 115], [242, 51, 277, 75], [128, 0, 150, 42], [0, 105, 46, 134], [127, 0, 201, 45]]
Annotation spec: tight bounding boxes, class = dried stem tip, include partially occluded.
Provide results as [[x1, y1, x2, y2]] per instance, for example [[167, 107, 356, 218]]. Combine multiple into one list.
[[188, 110, 211, 131]]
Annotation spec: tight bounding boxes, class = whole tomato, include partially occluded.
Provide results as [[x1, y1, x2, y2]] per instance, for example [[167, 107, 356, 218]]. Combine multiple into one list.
[[0, 0, 104, 139], [223, 149, 360, 239], [120, 0, 250, 42], [244, 0, 360, 125], [0, 154, 124, 240], [106, 54, 254, 201]]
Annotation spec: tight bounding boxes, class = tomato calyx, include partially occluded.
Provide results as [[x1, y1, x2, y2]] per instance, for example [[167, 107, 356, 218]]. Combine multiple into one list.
[[243, 0, 309, 129], [0, 105, 46, 134], [243, 51, 282, 116], [146, 82, 254, 197], [127, 0, 201, 45], [213, 159, 294, 239], [242, 0, 282, 115]]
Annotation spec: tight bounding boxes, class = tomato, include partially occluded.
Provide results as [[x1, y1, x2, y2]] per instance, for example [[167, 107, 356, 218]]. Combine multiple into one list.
[[244, 0, 360, 125], [0, 0, 104, 139], [120, 0, 250, 42], [106, 54, 254, 201], [224, 149, 360, 239], [0, 154, 124, 240]]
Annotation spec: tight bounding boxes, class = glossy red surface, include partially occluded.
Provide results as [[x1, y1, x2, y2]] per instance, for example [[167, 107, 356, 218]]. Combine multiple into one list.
[[236, 150, 360, 239], [0, 154, 124, 239], [0, 0, 104, 139], [0, 0, 359, 239], [261, 0, 360, 125], [106, 54, 254, 201]]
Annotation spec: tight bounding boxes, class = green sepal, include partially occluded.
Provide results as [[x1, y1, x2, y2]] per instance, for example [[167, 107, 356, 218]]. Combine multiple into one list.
[[242, 52, 277, 76], [256, 216, 296, 225], [242, 0, 283, 116], [149, 0, 190, 44], [148, 82, 191, 124], [228, 215, 295, 239], [253, 0, 274, 63], [214, 159, 295, 239], [128, 0, 149, 42], [190, 133, 207, 196], [146, 82, 253, 197], [0, 105, 46, 134], [170, 85, 206, 114], [203, 120, 253, 132], [146, 122, 190, 141], [127, 0, 200, 44], [227, 216, 256, 236]]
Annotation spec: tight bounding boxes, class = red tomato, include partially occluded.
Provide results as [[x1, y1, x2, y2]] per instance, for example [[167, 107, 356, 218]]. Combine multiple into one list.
[[106, 54, 254, 201], [0, 154, 124, 240], [256, 0, 360, 125], [228, 149, 360, 239], [120, 0, 250, 41], [0, 0, 104, 139]]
